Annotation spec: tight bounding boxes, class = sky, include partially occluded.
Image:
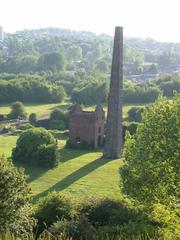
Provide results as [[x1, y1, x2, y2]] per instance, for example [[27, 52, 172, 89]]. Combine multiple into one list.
[[0, 0, 180, 42]]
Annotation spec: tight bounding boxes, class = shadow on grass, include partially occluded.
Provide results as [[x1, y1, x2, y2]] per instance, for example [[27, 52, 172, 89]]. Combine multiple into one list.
[[14, 147, 92, 183], [14, 161, 48, 183], [33, 156, 109, 202]]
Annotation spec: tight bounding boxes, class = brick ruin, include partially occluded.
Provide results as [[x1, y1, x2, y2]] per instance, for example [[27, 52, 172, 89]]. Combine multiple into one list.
[[69, 104, 105, 148]]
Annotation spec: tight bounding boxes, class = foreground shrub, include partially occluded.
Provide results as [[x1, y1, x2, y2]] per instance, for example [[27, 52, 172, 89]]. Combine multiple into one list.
[[48, 216, 96, 240], [35, 192, 75, 234], [0, 156, 35, 235], [12, 128, 56, 167], [79, 198, 139, 227]]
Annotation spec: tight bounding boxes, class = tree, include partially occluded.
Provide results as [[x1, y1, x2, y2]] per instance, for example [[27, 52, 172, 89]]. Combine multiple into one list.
[[50, 108, 68, 130], [121, 94, 180, 207], [29, 113, 37, 125], [12, 128, 57, 167], [0, 156, 35, 234], [38, 52, 65, 72], [8, 101, 27, 119]]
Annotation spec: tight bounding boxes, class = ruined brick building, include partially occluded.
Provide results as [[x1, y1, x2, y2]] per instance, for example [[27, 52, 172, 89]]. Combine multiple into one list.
[[69, 104, 105, 148]]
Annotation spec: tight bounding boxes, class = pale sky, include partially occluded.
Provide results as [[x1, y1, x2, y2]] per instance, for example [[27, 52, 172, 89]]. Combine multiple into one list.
[[0, 0, 180, 42]]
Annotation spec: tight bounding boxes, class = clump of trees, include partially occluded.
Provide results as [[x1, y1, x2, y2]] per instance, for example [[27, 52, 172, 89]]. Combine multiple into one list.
[[0, 79, 65, 103], [12, 128, 58, 167], [0, 156, 35, 235], [8, 101, 27, 119], [121, 94, 180, 237]]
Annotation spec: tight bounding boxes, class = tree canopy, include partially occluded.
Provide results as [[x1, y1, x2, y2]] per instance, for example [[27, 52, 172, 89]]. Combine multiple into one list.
[[121, 94, 180, 207]]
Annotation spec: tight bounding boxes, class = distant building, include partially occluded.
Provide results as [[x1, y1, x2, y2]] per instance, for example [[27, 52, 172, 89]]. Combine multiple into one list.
[[0, 26, 4, 41], [69, 104, 105, 148]]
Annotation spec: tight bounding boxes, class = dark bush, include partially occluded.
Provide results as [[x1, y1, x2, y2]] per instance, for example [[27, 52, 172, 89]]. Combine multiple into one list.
[[79, 198, 139, 227], [127, 107, 144, 122], [12, 128, 55, 166], [37, 144, 58, 168], [8, 101, 27, 119], [48, 216, 96, 240], [50, 108, 68, 130], [35, 192, 75, 234], [123, 122, 140, 142], [50, 119, 66, 130], [29, 113, 37, 125]]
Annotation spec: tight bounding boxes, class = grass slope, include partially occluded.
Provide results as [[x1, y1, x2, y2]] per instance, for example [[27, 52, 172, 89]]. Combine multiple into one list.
[[0, 136, 123, 201]]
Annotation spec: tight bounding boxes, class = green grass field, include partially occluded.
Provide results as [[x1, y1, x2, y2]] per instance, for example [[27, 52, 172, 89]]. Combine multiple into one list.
[[0, 102, 144, 202], [0, 102, 69, 119], [0, 102, 144, 119], [0, 135, 123, 202]]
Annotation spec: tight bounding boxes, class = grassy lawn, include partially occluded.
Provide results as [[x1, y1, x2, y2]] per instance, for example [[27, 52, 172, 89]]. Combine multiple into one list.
[[0, 135, 17, 157], [0, 135, 123, 202], [0, 102, 145, 120], [0, 102, 70, 119], [0, 102, 143, 202]]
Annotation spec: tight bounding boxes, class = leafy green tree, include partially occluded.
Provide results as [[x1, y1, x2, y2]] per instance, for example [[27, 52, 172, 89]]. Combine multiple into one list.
[[121, 94, 180, 207], [0, 156, 35, 234], [37, 143, 58, 167], [8, 101, 27, 119], [50, 108, 67, 130], [38, 52, 65, 72], [12, 128, 56, 167], [29, 113, 37, 125]]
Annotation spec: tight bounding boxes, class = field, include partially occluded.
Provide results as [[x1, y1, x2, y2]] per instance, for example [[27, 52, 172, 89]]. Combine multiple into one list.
[[0, 102, 69, 119], [0, 102, 145, 119], [0, 135, 123, 202], [0, 102, 144, 202]]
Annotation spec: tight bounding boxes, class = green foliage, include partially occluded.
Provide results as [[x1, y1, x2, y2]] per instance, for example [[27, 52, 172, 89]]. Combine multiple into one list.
[[12, 128, 56, 167], [38, 52, 65, 72], [50, 119, 66, 130], [124, 85, 161, 104], [37, 144, 58, 167], [79, 198, 139, 227], [159, 77, 180, 97], [29, 113, 37, 125], [48, 216, 96, 240], [50, 108, 68, 130], [127, 107, 144, 122], [121, 94, 180, 207], [8, 101, 27, 119], [123, 122, 140, 141], [17, 123, 33, 130], [71, 80, 108, 105], [35, 192, 75, 234], [0, 79, 66, 103], [0, 156, 35, 235]]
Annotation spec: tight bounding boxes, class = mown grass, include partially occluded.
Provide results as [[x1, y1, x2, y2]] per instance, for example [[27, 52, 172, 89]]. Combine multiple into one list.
[[0, 102, 145, 119], [0, 102, 143, 202], [0, 136, 123, 202], [0, 102, 69, 118]]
